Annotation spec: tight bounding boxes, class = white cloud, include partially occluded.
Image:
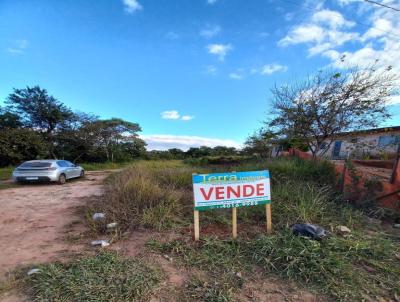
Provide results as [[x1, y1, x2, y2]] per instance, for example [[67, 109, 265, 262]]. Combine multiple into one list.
[[207, 43, 232, 61], [200, 25, 221, 38], [7, 39, 28, 54], [324, 2, 400, 74], [387, 95, 400, 106], [161, 110, 180, 120], [161, 110, 195, 121], [279, 24, 325, 46], [279, 2, 400, 104], [260, 64, 288, 75], [141, 134, 241, 151], [279, 9, 359, 56], [207, 0, 218, 5], [362, 18, 392, 41], [311, 9, 355, 28], [123, 0, 142, 13], [181, 115, 195, 121], [229, 72, 244, 80]]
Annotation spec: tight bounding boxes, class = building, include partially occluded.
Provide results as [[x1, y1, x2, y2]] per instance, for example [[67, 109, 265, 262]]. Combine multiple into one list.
[[316, 126, 400, 160]]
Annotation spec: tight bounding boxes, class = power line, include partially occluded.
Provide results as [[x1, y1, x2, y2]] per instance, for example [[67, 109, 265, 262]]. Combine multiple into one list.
[[363, 0, 400, 12], [278, 0, 400, 40]]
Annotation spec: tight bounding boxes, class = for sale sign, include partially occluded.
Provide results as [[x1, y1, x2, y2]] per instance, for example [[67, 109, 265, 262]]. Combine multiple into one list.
[[193, 170, 271, 211]]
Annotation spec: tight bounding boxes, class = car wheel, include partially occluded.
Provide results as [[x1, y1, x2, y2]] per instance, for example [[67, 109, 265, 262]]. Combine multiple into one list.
[[80, 170, 85, 178], [58, 174, 66, 185]]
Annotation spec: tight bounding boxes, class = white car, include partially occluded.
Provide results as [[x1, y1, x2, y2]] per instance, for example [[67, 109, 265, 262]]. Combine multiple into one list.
[[12, 160, 85, 184]]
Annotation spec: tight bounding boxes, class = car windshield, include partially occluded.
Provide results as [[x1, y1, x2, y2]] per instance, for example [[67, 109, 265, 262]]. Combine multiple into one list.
[[19, 162, 52, 168]]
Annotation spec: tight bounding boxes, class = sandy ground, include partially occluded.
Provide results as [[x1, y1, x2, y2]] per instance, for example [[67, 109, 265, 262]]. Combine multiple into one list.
[[0, 171, 109, 278]]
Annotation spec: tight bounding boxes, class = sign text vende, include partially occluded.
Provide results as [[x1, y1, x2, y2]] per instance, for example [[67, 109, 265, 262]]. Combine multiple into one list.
[[193, 170, 271, 211]]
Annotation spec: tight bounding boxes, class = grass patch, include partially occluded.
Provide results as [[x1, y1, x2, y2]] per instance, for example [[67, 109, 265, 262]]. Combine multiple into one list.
[[247, 231, 400, 301], [90, 158, 340, 233], [80, 161, 134, 171], [25, 252, 161, 302], [87, 157, 399, 300], [148, 230, 400, 301], [0, 166, 13, 181], [148, 238, 246, 301]]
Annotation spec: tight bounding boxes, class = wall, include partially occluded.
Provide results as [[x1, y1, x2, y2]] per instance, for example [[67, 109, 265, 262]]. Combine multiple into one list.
[[311, 130, 400, 159], [288, 148, 400, 211]]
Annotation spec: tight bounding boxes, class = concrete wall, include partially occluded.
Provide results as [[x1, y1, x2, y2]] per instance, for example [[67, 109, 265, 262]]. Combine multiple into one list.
[[314, 130, 400, 159]]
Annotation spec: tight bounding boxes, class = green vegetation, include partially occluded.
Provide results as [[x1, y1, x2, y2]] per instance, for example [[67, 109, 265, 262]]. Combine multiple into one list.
[[89, 157, 337, 232], [0, 86, 146, 167], [148, 230, 400, 301], [0, 166, 13, 180], [26, 252, 161, 302], [87, 157, 399, 301], [80, 161, 134, 171]]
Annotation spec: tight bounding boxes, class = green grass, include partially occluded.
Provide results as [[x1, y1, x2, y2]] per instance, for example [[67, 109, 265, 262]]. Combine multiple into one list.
[[88, 158, 339, 233], [25, 252, 162, 302], [83, 157, 400, 301], [0, 166, 13, 181], [80, 161, 134, 171], [148, 230, 400, 301]]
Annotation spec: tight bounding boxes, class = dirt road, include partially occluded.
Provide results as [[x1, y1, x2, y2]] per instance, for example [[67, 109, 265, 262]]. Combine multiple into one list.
[[0, 171, 109, 278]]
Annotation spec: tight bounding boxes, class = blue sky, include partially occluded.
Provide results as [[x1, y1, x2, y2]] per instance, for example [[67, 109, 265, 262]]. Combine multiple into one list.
[[1, 0, 399, 150]]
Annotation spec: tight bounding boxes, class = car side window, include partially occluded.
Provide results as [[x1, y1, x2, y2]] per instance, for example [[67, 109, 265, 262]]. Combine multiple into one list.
[[65, 161, 74, 167], [57, 161, 66, 167]]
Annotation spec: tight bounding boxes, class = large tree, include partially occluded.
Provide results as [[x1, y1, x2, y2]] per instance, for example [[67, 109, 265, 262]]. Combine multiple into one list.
[[269, 64, 398, 158], [6, 86, 76, 157], [83, 118, 144, 162]]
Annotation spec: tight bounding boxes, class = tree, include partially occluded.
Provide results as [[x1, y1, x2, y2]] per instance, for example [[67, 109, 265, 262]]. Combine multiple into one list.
[[0, 128, 46, 166], [0, 107, 22, 129], [211, 146, 238, 156], [6, 86, 76, 157], [243, 129, 276, 158], [186, 146, 213, 158], [168, 148, 186, 159], [269, 64, 398, 158], [84, 118, 144, 162]]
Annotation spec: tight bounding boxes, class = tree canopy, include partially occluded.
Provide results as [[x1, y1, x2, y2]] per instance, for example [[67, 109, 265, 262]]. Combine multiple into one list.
[[0, 86, 146, 166], [268, 64, 398, 157]]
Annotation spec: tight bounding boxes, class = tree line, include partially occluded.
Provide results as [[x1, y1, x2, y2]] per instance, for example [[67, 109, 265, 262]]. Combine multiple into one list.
[[0, 86, 242, 167], [0, 86, 146, 167]]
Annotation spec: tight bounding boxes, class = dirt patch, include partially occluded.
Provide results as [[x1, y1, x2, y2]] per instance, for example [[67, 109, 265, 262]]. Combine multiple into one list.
[[236, 269, 325, 302], [0, 171, 109, 278]]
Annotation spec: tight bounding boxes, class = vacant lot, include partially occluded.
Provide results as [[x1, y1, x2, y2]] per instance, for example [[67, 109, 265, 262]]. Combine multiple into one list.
[[0, 171, 108, 276], [1, 159, 400, 302]]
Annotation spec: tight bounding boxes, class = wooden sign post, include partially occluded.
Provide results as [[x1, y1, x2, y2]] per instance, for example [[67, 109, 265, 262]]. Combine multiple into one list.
[[232, 207, 237, 239], [192, 170, 272, 241], [266, 203, 272, 234], [194, 210, 200, 241]]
